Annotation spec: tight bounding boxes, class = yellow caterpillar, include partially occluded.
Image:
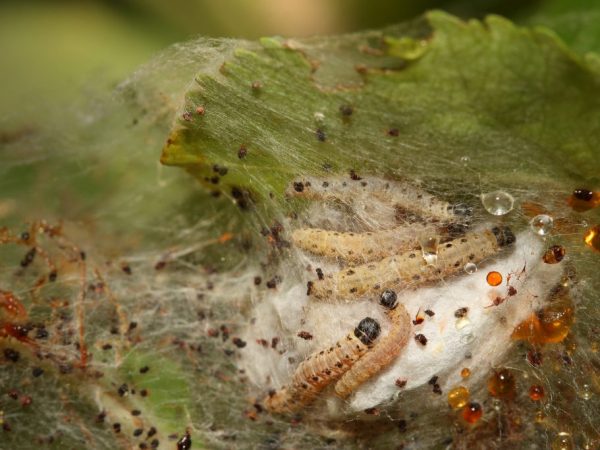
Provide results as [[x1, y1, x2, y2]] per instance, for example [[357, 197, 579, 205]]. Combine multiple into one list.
[[334, 290, 411, 398], [264, 317, 381, 413], [287, 176, 471, 223], [308, 227, 515, 300], [291, 224, 436, 264]]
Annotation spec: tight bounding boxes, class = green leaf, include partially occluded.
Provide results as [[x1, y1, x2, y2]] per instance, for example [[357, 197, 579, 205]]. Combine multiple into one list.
[[161, 10, 600, 218]]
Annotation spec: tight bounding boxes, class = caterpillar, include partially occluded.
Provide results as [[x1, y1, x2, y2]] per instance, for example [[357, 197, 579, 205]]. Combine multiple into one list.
[[264, 317, 381, 413], [291, 224, 436, 264], [334, 290, 411, 398], [308, 226, 516, 300], [287, 176, 472, 223]]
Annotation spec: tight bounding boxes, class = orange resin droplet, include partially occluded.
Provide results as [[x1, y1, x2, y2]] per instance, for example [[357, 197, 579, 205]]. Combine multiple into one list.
[[447, 386, 470, 409], [461, 367, 471, 378], [529, 385, 545, 401], [543, 245, 566, 264], [486, 271, 502, 286], [462, 402, 483, 424], [487, 369, 516, 400], [568, 188, 600, 212], [584, 225, 600, 253], [512, 291, 574, 344]]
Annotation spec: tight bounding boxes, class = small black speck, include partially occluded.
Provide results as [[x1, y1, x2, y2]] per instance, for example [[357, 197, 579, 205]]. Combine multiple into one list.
[[4, 348, 19, 363], [397, 419, 407, 433], [233, 338, 247, 348], [118, 384, 129, 397], [415, 334, 428, 346], [316, 128, 326, 142], [140, 366, 150, 374], [454, 307, 468, 318], [349, 170, 362, 181], [339, 104, 353, 116], [177, 431, 192, 450], [32, 367, 44, 377]]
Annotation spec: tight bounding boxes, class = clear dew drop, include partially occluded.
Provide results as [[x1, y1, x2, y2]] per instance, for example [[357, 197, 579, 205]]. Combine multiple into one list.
[[530, 214, 554, 236], [419, 236, 439, 265], [578, 383, 593, 400], [551, 432, 574, 450], [460, 156, 470, 165], [481, 191, 515, 216], [464, 262, 477, 274]]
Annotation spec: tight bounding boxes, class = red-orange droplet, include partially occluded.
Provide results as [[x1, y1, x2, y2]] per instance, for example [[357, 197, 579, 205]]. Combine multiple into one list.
[[487, 369, 516, 400], [543, 245, 566, 264], [462, 402, 483, 424], [461, 367, 471, 378], [486, 271, 502, 286], [567, 188, 600, 212], [529, 385, 545, 401], [584, 225, 600, 253]]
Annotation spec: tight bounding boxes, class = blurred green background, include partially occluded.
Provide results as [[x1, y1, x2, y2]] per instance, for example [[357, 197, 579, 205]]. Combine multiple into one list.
[[1, 0, 599, 136], [0, 0, 560, 127]]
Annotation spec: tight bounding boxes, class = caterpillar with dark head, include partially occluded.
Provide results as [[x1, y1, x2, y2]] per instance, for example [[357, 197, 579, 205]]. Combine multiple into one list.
[[309, 227, 516, 300], [264, 317, 381, 413]]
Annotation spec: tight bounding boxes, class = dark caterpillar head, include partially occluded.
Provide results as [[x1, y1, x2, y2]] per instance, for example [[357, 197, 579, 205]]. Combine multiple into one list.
[[379, 289, 398, 310], [573, 188, 593, 201], [354, 317, 381, 345], [492, 226, 516, 248]]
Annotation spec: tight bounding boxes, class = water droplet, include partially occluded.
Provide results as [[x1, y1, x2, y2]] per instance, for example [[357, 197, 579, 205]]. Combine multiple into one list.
[[552, 432, 573, 450], [447, 386, 469, 409], [419, 236, 439, 265], [464, 262, 477, 274], [460, 332, 475, 345], [578, 383, 593, 400], [460, 367, 471, 378], [481, 191, 515, 216], [530, 214, 554, 236], [460, 156, 470, 165], [491, 398, 502, 411]]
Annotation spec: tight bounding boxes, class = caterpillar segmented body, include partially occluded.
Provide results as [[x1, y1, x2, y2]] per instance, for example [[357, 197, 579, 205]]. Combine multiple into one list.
[[291, 224, 436, 264], [308, 227, 516, 300], [264, 317, 381, 413], [335, 295, 411, 398], [287, 176, 471, 223]]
